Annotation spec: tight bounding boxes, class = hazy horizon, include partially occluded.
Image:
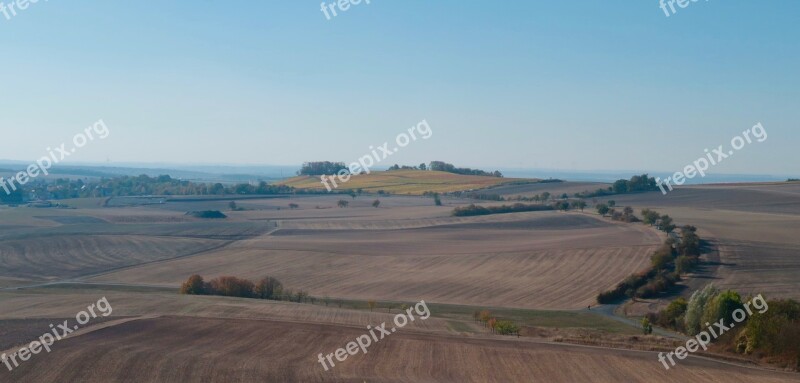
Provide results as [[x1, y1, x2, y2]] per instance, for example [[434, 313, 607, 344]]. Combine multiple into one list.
[[2, 1, 798, 176]]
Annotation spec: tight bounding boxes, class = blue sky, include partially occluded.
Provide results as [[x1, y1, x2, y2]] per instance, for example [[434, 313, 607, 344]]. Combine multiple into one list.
[[1, 1, 798, 176]]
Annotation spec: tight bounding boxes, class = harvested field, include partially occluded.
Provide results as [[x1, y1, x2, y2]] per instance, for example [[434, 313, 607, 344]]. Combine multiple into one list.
[[0, 235, 226, 280], [3, 316, 797, 383], [609, 183, 800, 301], [92, 212, 661, 309]]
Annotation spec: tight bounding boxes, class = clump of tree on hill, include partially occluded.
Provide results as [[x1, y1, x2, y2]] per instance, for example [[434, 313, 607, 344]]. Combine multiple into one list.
[[428, 161, 503, 178], [575, 174, 661, 198], [297, 161, 349, 176], [180, 275, 311, 302], [452, 203, 553, 217], [648, 285, 800, 368]]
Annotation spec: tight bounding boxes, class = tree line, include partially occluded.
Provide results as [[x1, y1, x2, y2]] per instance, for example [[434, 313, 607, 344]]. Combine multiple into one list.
[[597, 209, 702, 303], [180, 274, 311, 302], [452, 203, 554, 217], [3, 174, 298, 202]]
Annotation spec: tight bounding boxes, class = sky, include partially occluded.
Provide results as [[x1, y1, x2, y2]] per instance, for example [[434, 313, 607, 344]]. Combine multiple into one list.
[[1, 0, 798, 176]]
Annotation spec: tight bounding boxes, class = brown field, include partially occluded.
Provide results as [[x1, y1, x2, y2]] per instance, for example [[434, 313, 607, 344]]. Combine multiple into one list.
[[2, 181, 800, 381], [607, 182, 800, 301], [4, 316, 797, 383], [90, 211, 661, 309]]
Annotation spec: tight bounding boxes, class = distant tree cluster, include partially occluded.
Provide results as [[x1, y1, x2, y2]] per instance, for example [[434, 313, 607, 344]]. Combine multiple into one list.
[[298, 161, 349, 176], [186, 210, 227, 219], [5, 174, 297, 202], [575, 174, 661, 198], [428, 161, 503, 178], [605, 205, 639, 223], [473, 310, 520, 336], [387, 164, 425, 171], [452, 203, 553, 217], [180, 274, 310, 302]]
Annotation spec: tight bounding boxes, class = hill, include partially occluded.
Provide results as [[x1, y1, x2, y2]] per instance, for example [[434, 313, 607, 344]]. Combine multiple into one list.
[[278, 169, 537, 195]]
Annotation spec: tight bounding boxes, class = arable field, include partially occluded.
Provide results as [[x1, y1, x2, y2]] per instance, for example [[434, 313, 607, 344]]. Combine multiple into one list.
[[607, 182, 800, 302], [2, 182, 800, 382], [4, 315, 797, 383], [89, 207, 662, 309]]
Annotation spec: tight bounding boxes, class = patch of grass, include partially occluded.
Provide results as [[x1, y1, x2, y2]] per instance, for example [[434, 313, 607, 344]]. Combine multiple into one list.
[[322, 298, 636, 334], [446, 320, 476, 333]]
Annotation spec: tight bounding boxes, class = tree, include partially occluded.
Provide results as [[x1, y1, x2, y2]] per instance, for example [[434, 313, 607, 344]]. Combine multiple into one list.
[[596, 203, 610, 216], [433, 193, 442, 206], [685, 284, 719, 335], [254, 277, 283, 299], [660, 215, 676, 233], [642, 317, 654, 335], [296, 290, 309, 303], [572, 200, 587, 211], [208, 276, 255, 298], [180, 274, 206, 295], [288, 203, 299, 209], [488, 318, 497, 334], [228, 201, 238, 211], [642, 209, 661, 225], [608, 200, 616, 208], [479, 310, 492, 326], [368, 300, 377, 312], [349, 190, 357, 199], [419, 163, 427, 171], [372, 199, 381, 208], [541, 192, 551, 203], [702, 290, 743, 329], [337, 200, 349, 208]]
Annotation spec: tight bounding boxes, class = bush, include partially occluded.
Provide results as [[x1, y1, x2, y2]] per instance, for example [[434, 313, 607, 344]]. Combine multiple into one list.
[[655, 297, 688, 331], [494, 320, 519, 335], [186, 210, 227, 219]]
